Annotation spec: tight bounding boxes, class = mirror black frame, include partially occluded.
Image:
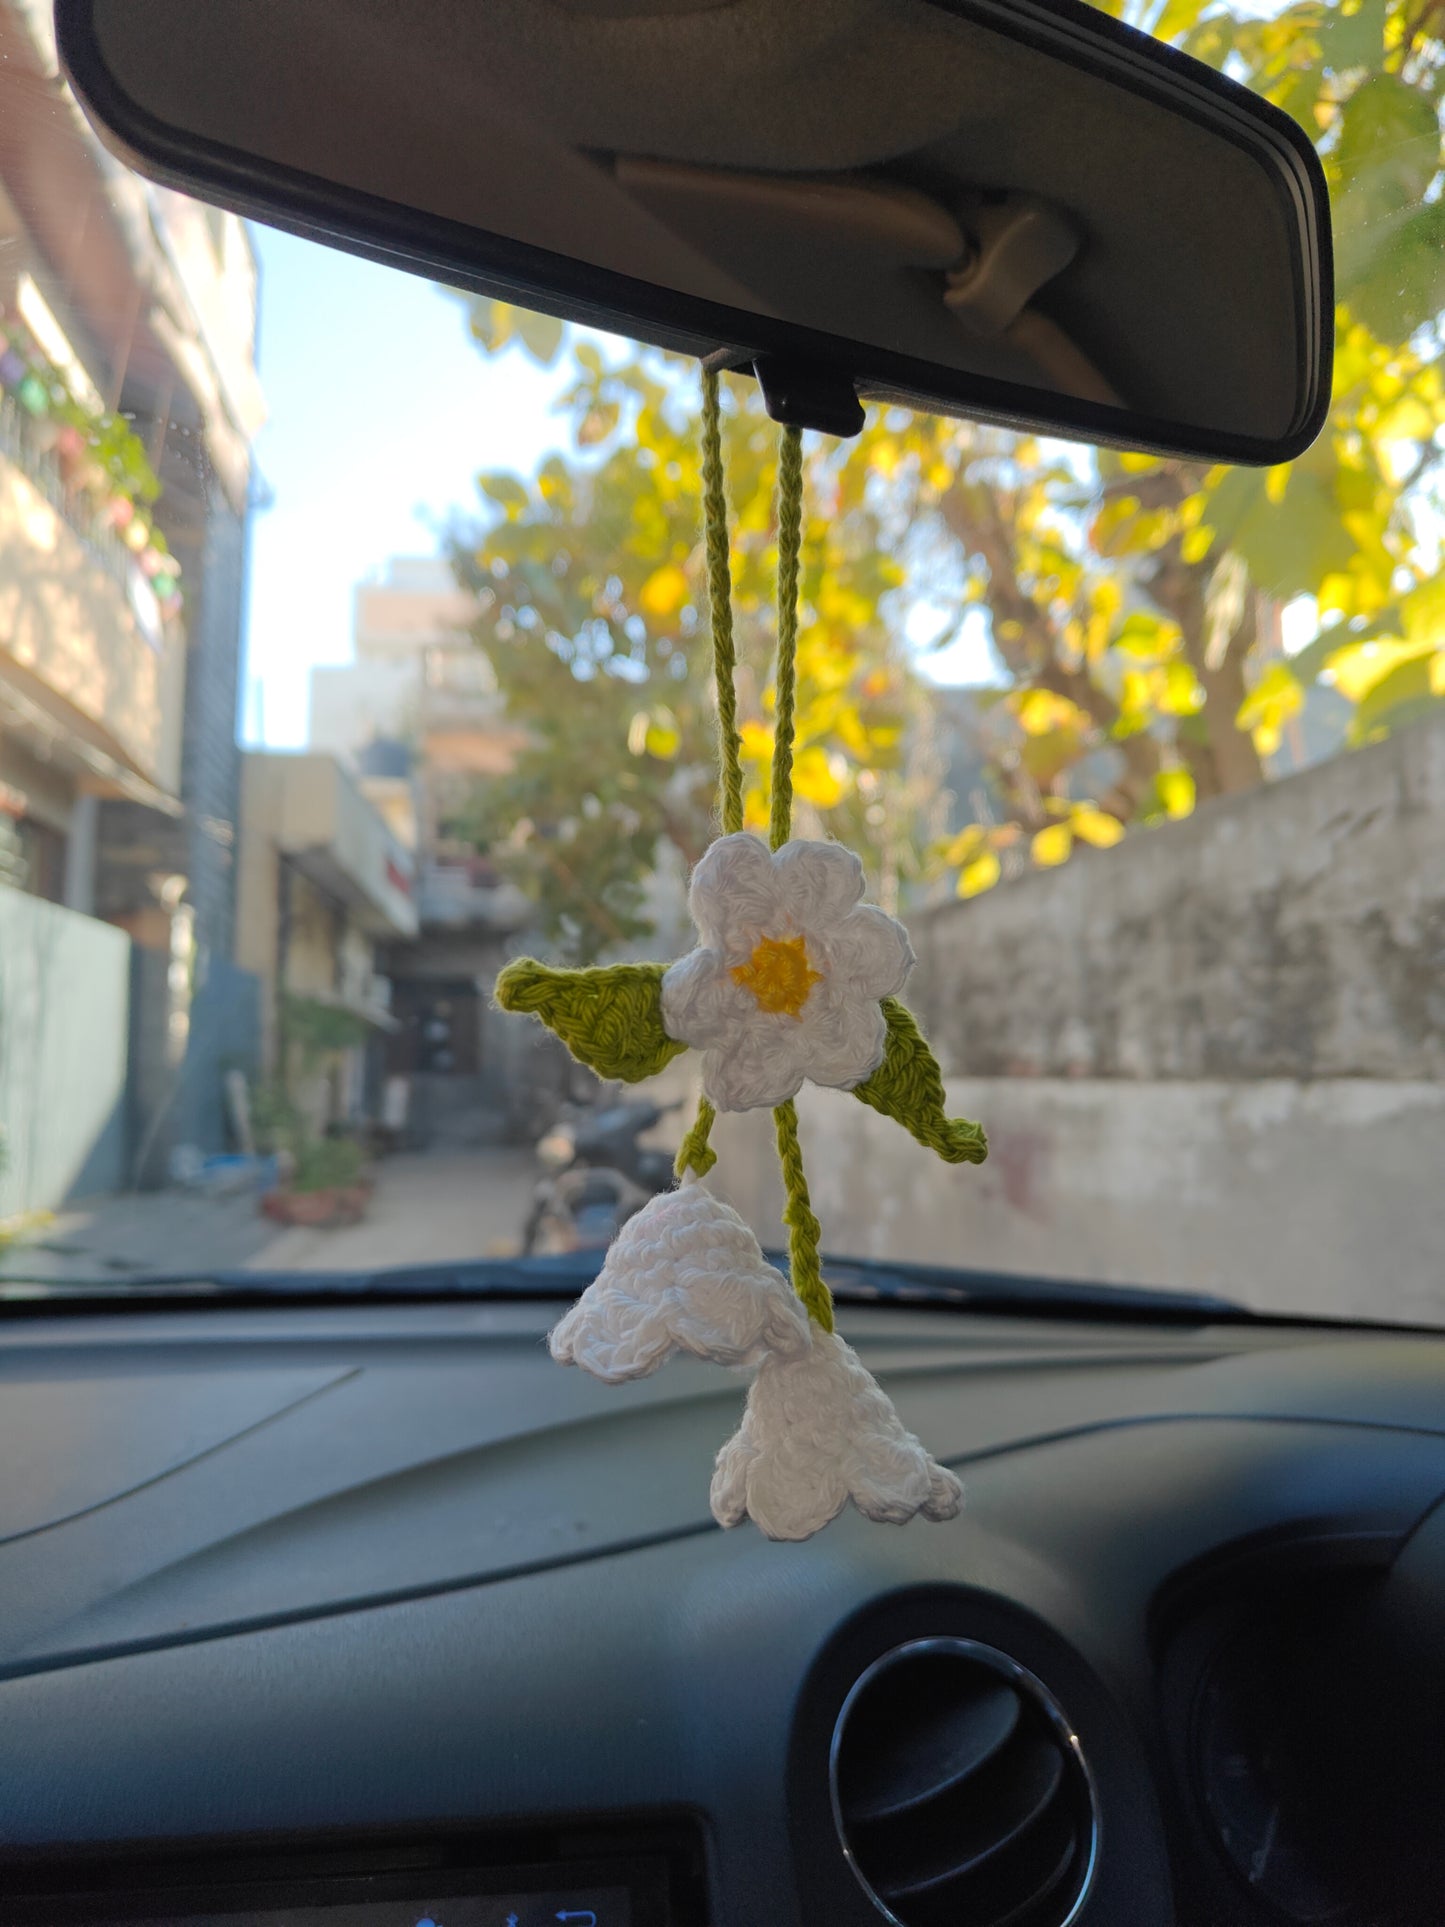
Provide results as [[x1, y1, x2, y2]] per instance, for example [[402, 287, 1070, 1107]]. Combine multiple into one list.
[[55, 0, 1331, 457]]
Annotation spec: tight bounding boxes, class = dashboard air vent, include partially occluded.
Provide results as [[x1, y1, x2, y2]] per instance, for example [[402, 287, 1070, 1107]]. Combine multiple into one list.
[[830, 1638, 1095, 1927]]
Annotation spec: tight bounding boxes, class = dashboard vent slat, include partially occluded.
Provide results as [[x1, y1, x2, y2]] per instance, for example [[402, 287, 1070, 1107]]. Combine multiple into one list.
[[872, 1731, 1065, 1898], [845, 1678, 1021, 1823], [831, 1639, 1096, 1927]]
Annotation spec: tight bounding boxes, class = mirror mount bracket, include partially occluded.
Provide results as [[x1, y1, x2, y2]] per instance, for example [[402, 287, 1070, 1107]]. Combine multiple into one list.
[[750, 355, 866, 441]]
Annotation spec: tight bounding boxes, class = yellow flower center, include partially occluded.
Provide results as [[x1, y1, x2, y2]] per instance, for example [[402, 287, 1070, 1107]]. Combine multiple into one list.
[[730, 933, 823, 1019]]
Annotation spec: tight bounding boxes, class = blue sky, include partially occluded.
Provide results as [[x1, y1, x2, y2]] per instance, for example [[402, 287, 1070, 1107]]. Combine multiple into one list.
[[241, 225, 573, 747], [240, 224, 996, 747]]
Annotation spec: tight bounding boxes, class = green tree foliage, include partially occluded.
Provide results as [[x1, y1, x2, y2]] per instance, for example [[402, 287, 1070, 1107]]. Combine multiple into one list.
[[920, 0, 1445, 887], [453, 0, 1445, 927], [449, 335, 928, 960]]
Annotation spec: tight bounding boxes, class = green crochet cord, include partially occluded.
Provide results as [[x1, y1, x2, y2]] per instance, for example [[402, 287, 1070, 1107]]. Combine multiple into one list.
[[676, 407, 829, 1337], [769, 425, 804, 854], [701, 369, 744, 841], [764, 427, 832, 1326], [775, 1097, 832, 1332], [674, 372, 748, 1185], [674, 1096, 718, 1178], [498, 374, 982, 1323]]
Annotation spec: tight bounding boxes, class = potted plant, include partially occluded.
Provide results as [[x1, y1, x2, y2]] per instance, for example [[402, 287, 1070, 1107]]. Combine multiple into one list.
[[251, 994, 378, 1229], [261, 1132, 372, 1228]]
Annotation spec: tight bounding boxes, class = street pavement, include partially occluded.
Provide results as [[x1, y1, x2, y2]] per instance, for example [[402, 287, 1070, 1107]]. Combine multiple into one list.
[[0, 1149, 541, 1284]]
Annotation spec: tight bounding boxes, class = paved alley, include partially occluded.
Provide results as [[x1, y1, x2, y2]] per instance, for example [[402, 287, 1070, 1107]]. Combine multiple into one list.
[[0, 1148, 540, 1285]]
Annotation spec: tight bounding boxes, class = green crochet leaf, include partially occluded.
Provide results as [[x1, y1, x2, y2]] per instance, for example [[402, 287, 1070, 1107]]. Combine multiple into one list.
[[851, 998, 988, 1165], [494, 957, 687, 1082]]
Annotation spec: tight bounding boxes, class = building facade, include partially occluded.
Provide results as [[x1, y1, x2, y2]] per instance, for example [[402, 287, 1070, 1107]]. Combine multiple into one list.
[[309, 556, 531, 1143], [236, 752, 418, 1135], [0, 0, 265, 1211]]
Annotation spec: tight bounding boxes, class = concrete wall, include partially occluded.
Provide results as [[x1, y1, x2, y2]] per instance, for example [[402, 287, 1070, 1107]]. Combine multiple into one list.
[[909, 715, 1445, 1081], [710, 719, 1445, 1323], [0, 885, 130, 1215], [128, 946, 262, 1188], [712, 1073, 1445, 1323]]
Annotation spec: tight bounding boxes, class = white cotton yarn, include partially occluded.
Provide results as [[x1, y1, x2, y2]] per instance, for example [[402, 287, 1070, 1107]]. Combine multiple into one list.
[[661, 831, 915, 1113], [548, 1183, 811, 1381], [710, 1326, 964, 1541], [552, 1177, 962, 1542]]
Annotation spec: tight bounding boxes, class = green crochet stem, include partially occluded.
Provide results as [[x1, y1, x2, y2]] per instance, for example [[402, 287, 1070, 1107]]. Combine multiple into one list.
[[765, 428, 833, 1327], [701, 369, 744, 840], [674, 1096, 718, 1179], [502, 381, 983, 1308], [676, 369, 745, 1180], [682, 406, 834, 1334], [769, 424, 804, 853], [775, 1099, 832, 1332]]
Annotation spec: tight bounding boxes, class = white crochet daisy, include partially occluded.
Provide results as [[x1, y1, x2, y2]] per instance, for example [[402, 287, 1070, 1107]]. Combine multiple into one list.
[[549, 1183, 811, 1382], [711, 1327, 963, 1541], [661, 832, 915, 1113]]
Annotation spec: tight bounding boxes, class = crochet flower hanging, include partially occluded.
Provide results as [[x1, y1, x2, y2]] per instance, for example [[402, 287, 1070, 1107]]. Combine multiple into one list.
[[662, 832, 914, 1113], [495, 371, 987, 1541]]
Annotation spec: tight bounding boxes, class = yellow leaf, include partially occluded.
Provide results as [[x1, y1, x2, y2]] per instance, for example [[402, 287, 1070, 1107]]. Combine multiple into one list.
[[1236, 660, 1303, 755], [628, 707, 681, 759], [1113, 612, 1178, 662], [645, 716, 681, 759], [638, 563, 690, 620], [1070, 805, 1125, 848], [1432, 652, 1445, 697], [1155, 767, 1195, 819], [1401, 573, 1445, 647], [1325, 638, 1429, 702], [790, 746, 847, 808], [1032, 823, 1073, 867], [1090, 577, 1123, 622], [1160, 659, 1205, 716], [957, 849, 1001, 897], [738, 718, 773, 762], [1014, 687, 1086, 736], [939, 823, 990, 868], [1090, 497, 1140, 555], [1180, 524, 1215, 565], [1376, 395, 1436, 441]]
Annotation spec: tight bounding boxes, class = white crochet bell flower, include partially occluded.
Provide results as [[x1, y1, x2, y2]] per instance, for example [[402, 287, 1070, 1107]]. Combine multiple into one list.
[[711, 1327, 963, 1541], [661, 832, 915, 1113], [549, 1183, 811, 1382]]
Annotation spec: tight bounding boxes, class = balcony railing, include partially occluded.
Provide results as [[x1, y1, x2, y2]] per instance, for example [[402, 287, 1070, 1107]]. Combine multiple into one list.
[[417, 860, 530, 932], [0, 394, 162, 647]]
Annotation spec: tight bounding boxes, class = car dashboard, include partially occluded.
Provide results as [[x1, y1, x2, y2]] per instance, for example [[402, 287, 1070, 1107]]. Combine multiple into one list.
[[3, 1294, 1445, 1926]]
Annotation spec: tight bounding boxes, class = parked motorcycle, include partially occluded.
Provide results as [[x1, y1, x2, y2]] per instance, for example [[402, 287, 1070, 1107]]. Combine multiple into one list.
[[521, 1093, 684, 1254]]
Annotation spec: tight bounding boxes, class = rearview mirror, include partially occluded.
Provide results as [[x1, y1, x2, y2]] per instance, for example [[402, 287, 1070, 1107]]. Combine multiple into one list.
[[56, 0, 1331, 460]]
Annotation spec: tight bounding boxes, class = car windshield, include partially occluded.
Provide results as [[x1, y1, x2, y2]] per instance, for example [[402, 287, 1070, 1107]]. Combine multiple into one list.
[[0, 0, 1439, 1324]]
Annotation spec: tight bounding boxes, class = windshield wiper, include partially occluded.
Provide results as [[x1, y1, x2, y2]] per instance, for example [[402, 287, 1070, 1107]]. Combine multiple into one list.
[[0, 1248, 1248, 1323]]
